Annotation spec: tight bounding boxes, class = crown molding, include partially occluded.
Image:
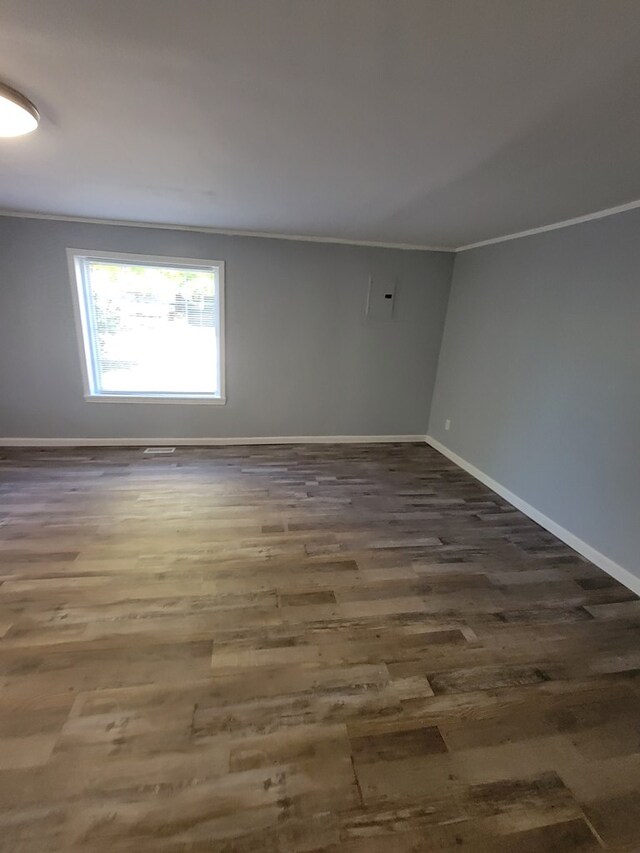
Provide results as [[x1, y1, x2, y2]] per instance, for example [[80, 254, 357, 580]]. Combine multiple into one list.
[[1, 196, 639, 254], [0, 209, 454, 253], [457, 198, 640, 252]]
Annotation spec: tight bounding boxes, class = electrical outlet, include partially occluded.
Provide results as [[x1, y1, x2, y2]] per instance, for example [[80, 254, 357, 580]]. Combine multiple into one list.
[[444, 419, 451, 431]]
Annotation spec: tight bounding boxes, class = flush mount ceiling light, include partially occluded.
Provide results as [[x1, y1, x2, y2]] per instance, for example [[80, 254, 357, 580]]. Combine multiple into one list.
[[0, 82, 39, 137]]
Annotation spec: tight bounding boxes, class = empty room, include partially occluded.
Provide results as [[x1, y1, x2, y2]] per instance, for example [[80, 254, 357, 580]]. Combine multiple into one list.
[[1, 1, 639, 851]]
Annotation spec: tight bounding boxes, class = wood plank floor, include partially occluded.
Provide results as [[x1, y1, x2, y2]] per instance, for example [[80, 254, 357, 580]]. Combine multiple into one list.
[[0, 443, 639, 852]]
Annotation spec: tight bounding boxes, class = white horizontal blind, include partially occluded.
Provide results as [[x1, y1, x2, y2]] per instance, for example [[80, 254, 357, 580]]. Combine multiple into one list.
[[71, 252, 223, 401]]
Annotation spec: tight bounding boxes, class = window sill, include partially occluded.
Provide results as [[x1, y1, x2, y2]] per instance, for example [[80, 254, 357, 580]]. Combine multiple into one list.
[[83, 394, 226, 405]]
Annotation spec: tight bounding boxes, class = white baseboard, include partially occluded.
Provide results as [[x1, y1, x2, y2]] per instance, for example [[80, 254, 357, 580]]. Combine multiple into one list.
[[4, 431, 635, 595], [0, 434, 425, 448], [425, 435, 640, 597]]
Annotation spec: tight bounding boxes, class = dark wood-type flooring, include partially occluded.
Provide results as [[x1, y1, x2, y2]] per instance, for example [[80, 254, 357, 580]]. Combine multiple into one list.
[[0, 443, 639, 852]]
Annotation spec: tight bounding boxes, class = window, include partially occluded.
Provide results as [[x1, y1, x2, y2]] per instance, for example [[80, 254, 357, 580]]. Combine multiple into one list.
[[68, 249, 225, 403]]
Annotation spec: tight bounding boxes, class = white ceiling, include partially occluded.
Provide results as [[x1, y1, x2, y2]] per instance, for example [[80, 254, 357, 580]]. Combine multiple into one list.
[[1, 0, 640, 249]]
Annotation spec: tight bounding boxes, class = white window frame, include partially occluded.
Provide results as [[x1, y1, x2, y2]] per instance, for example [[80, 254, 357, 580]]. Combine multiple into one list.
[[67, 248, 226, 404]]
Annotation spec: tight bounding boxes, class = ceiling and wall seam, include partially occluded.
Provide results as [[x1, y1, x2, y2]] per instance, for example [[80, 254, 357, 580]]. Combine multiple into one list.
[[1, 196, 638, 254]]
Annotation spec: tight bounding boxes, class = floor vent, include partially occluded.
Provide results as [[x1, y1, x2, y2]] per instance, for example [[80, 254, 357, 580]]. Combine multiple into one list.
[[143, 446, 176, 455]]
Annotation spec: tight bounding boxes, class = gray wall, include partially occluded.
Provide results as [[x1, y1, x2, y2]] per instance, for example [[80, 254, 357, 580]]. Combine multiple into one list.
[[0, 216, 453, 439], [429, 208, 640, 574]]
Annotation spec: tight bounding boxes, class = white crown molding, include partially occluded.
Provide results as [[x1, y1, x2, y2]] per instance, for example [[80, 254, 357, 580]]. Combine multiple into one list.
[[457, 198, 640, 252], [1, 197, 639, 254], [2, 197, 640, 254], [425, 435, 640, 597], [0, 435, 425, 447], [0, 209, 453, 253]]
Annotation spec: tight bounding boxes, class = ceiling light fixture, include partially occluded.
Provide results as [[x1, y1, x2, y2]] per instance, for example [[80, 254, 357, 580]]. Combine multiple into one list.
[[0, 82, 39, 137]]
